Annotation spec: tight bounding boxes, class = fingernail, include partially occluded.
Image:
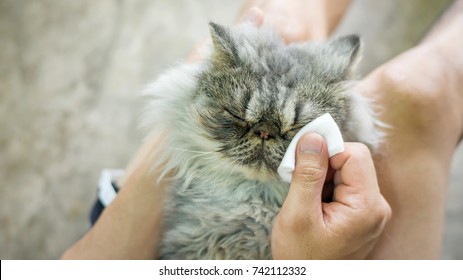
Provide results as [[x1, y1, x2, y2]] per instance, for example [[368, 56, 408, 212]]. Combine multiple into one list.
[[299, 133, 324, 154]]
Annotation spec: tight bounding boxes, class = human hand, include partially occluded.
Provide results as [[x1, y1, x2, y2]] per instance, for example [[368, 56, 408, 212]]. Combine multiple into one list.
[[190, 0, 352, 62], [271, 133, 391, 259], [239, 0, 352, 43]]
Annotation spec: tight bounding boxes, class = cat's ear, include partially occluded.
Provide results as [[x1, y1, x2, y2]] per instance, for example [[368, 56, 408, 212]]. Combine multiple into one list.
[[209, 22, 239, 67], [325, 35, 362, 78]]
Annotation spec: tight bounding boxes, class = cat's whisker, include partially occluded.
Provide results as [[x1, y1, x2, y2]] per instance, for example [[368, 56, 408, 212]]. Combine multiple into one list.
[[208, 157, 236, 192], [167, 147, 215, 155], [224, 158, 244, 187], [169, 148, 219, 163], [189, 153, 217, 162]]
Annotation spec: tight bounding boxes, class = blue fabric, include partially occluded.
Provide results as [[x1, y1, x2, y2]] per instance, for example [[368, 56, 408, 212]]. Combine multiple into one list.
[[89, 182, 119, 226]]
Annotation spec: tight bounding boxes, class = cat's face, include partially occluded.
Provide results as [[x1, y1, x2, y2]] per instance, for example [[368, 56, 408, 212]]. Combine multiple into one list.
[[190, 23, 360, 180]]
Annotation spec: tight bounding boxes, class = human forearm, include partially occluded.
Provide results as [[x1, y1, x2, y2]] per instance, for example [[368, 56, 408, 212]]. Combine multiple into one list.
[[61, 133, 170, 259]]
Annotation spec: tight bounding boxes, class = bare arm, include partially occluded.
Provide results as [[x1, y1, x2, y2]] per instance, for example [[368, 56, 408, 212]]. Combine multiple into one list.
[[61, 134, 170, 259], [361, 0, 463, 258]]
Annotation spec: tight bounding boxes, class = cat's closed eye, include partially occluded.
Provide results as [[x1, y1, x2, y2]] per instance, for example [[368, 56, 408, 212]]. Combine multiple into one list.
[[223, 108, 248, 127], [282, 125, 305, 140]]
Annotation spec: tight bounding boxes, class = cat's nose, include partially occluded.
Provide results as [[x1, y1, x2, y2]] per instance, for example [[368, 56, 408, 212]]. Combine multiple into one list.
[[252, 123, 276, 140]]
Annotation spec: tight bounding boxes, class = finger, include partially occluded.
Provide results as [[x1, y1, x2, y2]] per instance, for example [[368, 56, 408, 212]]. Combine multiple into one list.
[[280, 133, 329, 226], [330, 143, 379, 193], [329, 143, 380, 208]]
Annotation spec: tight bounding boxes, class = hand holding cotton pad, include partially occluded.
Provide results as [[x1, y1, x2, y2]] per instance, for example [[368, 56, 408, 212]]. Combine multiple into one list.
[[277, 113, 345, 183]]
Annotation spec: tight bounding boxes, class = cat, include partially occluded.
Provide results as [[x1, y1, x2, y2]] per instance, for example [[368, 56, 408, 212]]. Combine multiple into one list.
[[143, 22, 382, 259]]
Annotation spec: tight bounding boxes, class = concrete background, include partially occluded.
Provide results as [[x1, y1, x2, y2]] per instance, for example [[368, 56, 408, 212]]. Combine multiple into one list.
[[0, 0, 461, 259]]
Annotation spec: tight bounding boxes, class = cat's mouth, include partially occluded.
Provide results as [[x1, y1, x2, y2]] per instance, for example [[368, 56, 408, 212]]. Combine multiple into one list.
[[225, 147, 285, 182], [217, 129, 290, 182], [255, 150, 281, 172], [238, 163, 280, 182]]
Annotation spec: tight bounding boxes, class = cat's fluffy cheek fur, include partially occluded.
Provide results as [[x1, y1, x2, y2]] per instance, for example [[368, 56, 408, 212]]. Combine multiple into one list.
[[142, 63, 204, 130], [347, 88, 387, 151]]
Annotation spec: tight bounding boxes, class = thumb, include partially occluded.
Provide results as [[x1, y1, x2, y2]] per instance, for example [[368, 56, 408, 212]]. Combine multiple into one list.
[[280, 133, 329, 224]]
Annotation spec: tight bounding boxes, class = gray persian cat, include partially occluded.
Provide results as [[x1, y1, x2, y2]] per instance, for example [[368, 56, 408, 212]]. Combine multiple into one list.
[[144, 23, 381, 259]]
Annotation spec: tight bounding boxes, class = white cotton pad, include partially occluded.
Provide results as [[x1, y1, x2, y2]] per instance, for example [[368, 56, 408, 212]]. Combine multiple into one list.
[[277, 113, 344, 183]]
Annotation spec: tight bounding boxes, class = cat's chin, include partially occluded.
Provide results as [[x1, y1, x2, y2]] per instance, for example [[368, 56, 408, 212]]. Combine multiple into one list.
[[238, 165, 281, 183]]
